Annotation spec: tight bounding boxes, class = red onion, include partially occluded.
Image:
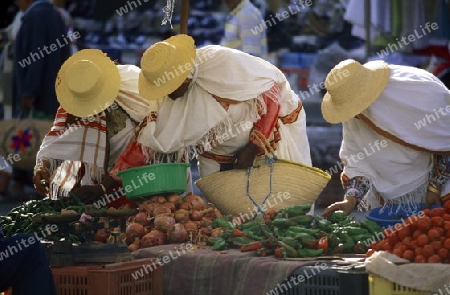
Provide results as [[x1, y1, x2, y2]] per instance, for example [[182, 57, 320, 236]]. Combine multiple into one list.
[[94, 229, 110, 243], [128, 243, 140, 252], [140, 230, 167, 248], [162, 202, 176, 213], [149, 196, 167, 204], [154, 215, 176, 232], [183, 221, 199, 232], [174, 209, 190, 223], [181, 194, 206, 210], [167, 194, 181, 204], [190, 208, 214, 221], [134, 212, 151, 226], [125, 222, 146, 244], [168, 223, 188, 243], [152, 205, 172, 216]]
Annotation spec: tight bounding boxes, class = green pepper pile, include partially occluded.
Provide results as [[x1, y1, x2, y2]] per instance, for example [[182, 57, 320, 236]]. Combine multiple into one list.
[[0, 197, 86, 243], [206, 205, 383, 259]]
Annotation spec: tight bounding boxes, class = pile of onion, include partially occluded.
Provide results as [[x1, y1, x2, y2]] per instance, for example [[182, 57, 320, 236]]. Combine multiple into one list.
[[123, 193, 222, 251]]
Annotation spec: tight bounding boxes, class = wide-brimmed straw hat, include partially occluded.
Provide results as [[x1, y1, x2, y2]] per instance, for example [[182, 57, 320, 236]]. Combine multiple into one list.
[[138, 34, 196, 100], [195, 159, 331, 219], [55, 49, 120, 118], [321, 59, 391, 124]]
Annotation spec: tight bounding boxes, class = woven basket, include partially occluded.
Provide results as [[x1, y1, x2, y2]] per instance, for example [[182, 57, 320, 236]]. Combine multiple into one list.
[[195, 159, 331, 219]]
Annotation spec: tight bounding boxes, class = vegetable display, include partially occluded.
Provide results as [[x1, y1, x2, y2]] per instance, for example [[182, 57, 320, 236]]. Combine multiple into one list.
[[368, 203, 450, 263], [125, 193, 222, 251], [206, 205, 384, 259], [0, 197, 86, 242]]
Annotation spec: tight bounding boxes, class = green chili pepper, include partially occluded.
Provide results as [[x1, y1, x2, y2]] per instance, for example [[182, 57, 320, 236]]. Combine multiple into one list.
[[271, 218, 297, 229], [298, 248, 324, 257], [280, 237, 300, 250], [212, 237, 227, 251], [277, 241, 298, 258], [285, 205, 311, 217], [211, 218, 235, 230]]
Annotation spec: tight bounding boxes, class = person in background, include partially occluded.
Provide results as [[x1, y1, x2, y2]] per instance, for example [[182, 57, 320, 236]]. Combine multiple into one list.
[[321, 59, 450, 218], [32, 49, 153, 205], [0, 228, 57, 294], [112, 34, 311, 177], [12, 0, 71, 197], [220, 0, 268, 58], [52, 0, 78, 54]]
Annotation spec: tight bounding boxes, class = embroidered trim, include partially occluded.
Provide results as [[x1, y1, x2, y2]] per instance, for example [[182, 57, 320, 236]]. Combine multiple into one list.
[[280, 101, 303, 124], [358, 114, 450, 155]]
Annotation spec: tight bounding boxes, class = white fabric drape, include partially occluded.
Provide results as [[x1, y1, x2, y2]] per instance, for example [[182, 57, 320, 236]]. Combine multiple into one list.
[[341, 117, 431, 207], [138, 45, 312, 173], [362, 64, 450, 153]]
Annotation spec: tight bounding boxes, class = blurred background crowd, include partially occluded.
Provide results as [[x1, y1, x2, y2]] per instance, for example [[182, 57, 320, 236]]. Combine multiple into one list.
[[1, 0, 450, 209]]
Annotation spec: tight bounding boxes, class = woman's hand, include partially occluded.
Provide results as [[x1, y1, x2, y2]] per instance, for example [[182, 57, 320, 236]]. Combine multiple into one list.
[[71, 185, 104, 204], [33, 162, 50, 196], [322, 196, 357, 219], [234, 142, 259, 169]]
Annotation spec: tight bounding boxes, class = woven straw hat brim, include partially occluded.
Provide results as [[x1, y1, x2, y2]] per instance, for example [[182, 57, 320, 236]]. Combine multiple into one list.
[[321, 60, 391, 124], [55, 49, 120, 118], [138, 35, 196, 100], [195, 159, 331, 218]]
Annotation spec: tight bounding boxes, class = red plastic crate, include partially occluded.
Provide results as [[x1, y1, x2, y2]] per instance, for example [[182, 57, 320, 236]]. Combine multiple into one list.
[[52, 258, 163, 295]]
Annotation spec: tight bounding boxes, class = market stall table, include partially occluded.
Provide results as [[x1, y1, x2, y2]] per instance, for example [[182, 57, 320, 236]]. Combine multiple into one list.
[[133, 244, 365, 295]]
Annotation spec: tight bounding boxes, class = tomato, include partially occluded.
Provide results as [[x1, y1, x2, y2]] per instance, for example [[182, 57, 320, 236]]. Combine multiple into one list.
[[402, 237, 413, 248], [414, 247, 422, 256], [383, 243, 393, 252], [446, 231, 450, 239], [431, 240, 442, 251], [409, 240, 417, 250], [431, 216, 444, 228], [422, 244, 435, 258], [428, 254, 442, 263], [430, 208, 446, 218], [366, 248, 376, 258], [416, 234, 430, 247], [444, 221, 450, 231], [402, 250, 414, 261], [405, 216, 418, 230], [423, 209, 431, 217], [414, 255, 426, 263], [388, 235, 399, 246], [443, 213, 450, 221], [428, 229, 441, 241], [444, 238, 450, 250], [392, 249, 403, 258], [433, 227, 445, 237], [396, 227, 411, 241], [437, 248, 449, 260], [417, 217, 431, 231], [383, 228, 394, 238], [412, 229, 423, 239], [444, 201, 450, 214]]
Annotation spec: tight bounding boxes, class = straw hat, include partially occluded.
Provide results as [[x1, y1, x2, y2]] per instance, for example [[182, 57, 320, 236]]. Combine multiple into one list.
[[321, 59, 391, 124], [55, 49, 120, 118], [195, 159, 331, 218], [138, 34, 196, 100]]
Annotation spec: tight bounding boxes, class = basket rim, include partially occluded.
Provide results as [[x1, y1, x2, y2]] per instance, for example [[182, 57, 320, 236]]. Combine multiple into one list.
[[117, 162, 190, 176]]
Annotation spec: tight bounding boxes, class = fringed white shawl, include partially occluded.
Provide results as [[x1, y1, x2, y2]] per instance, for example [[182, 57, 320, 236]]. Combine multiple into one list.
[[36, 65, 150, 198], [137, 45, 310, 167]]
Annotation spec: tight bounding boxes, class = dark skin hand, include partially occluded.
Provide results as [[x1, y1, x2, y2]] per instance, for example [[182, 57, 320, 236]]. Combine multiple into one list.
[[322, 196, 357, 219], [234, 142, 259, 169], [70, 175, 119, 204]]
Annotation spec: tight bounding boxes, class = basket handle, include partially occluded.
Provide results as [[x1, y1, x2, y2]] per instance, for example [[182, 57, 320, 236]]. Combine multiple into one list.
[[245, 159, 275, 220]]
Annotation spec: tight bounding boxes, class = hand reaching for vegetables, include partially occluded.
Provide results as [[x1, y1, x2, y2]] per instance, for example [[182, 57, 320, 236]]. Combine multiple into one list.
[[322, 196, 357, 219], [234, 142, 259, 169], [71, 184, 104, 204], [33, 163, 51, 196]]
